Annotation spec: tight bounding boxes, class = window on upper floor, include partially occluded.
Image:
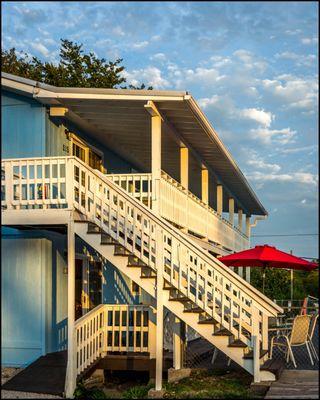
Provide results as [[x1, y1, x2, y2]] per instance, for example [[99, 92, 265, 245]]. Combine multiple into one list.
[[70, 133, 105, 173]]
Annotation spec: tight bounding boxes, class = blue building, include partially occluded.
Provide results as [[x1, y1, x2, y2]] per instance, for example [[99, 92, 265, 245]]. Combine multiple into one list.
[[1, 72, 282, 397]]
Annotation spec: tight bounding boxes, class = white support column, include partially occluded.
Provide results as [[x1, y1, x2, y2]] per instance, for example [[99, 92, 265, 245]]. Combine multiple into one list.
[[216, 184, 223, 216], [245, 214, 251, 281], [252, 306, 261, 383], [180, 147, 189, 189], [173, 317, 185, 370], [151, 115, 162, 215], [4, 161, 13, 210], [237, 208, 244, 277], [245, 215, 251, 237], [201, 168, 209, 205], [228, 198, 234, 225], [238, 209, 243, 231], [65, 214, 76, 398], [155, 226, 164, 391]]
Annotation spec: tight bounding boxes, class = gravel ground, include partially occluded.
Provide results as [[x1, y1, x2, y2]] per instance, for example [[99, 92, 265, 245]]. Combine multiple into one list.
[[1, 367, 63, 399]]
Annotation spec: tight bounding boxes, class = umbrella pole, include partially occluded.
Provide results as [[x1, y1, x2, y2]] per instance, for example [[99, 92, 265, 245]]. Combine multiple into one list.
[[290, 269, 294, 302], [290, 251, 293, 302]]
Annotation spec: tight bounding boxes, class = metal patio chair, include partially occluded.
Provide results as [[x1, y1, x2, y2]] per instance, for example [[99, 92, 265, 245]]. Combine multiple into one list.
[[269, 314, 313, 368], [307, 313, 319, 361]]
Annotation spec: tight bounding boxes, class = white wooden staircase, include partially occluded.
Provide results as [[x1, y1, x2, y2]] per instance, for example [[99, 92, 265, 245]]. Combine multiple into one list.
[[70, 158, 283, 382], [1, 156, 284, 389]]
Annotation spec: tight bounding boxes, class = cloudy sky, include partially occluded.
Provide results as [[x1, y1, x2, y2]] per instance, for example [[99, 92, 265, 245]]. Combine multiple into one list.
[[2, 1, 318, 258]]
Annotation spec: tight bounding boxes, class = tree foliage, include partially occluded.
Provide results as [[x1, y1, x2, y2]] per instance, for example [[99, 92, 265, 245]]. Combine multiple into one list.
[[250, 266, 319, 300], [1, 39, 152, 89]]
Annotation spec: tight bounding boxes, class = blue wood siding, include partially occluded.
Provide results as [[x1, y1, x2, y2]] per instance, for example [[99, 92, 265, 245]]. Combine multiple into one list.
[[1, 230, 68, 366], [1, 238, 46, 366], [1, 90, 46, 159]]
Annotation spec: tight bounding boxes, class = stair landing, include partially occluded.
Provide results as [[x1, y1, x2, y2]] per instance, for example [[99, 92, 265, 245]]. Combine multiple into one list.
[[1, 351, 67, 396]]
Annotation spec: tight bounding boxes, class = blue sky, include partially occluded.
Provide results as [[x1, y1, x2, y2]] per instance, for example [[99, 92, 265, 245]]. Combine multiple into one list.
[[2, 1, 318, 258]]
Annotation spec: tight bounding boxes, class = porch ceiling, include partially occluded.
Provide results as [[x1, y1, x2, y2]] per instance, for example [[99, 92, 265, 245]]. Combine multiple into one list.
[[1, 72, 267, 216]]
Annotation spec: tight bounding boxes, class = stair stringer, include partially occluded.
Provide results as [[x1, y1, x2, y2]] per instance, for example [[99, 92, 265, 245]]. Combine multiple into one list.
[[75, 222, 257, 376]]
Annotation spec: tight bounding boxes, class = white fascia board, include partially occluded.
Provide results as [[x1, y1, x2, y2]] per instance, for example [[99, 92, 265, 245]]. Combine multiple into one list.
[[35, 92, 185, 101], [1, 77, 35, 97]]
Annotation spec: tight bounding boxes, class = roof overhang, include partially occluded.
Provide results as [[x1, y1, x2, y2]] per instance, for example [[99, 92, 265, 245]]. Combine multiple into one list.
[[1, 72, 267, 216]]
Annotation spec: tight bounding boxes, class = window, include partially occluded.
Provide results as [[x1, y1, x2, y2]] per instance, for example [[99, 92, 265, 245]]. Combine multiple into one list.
[[69, 134, 104, 172], [89, 149, 103, 170], [132, 281, 140, 295]]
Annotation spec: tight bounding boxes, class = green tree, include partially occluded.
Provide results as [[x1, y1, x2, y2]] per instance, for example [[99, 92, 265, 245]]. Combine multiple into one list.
[[250, 265, 319, 300], [1, 39, 152, 89]]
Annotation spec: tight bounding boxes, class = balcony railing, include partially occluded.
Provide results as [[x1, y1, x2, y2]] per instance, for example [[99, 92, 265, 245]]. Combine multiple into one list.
[[108, 171, 249, 252]]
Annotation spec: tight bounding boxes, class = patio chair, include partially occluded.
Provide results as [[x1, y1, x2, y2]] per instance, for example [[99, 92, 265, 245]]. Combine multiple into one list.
[[307, 313, 319, 361], [270, 314, 313, 368]]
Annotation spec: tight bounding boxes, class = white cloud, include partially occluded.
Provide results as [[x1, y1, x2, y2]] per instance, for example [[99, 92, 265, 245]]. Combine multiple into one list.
[[132, 41, 149, 49], [301, 199, 307, 204], [122, 66, 170, 89], [112, 26, 125, 37], [238, 108, 274, 127], [275, 51, 316, 67], [279, 145, 318, 154], [246, 171, 318, 186], [249, 127, 297, 145], [261, 75, 318, 111], [30, 42, 50, 57], [150, 53, 167, 62], [198, 95, 220, 109], [233, 49, 267, 72], [301, 37, 318, 45], [285, 29, 302, 35], [247, 158, 281, 173], [177, 67, 224, 88]]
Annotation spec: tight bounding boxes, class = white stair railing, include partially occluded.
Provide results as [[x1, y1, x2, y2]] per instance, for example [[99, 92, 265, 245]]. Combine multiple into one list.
[[71, 157, 282, 350], [75, 304, 155, 377], [75, 304, 106, 376]]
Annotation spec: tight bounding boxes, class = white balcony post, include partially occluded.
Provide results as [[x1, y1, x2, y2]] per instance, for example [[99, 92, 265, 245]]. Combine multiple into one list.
[[228, 198, 234, 225], [245, 215, 251, 237], [237, 209, 243, 277], [4, 161, 13, 210], [237, 208, 243, 231], [216, 184, 223, 216], [180, 147, 189, 189], [65, 214, 76, 398], [155, 226, 164, 391], [151, 115, 162, 215], [180, 147, 189, 233], [252, 306, 261, 383], [201, 168, 209, 205], [173, 317, 185, 370]]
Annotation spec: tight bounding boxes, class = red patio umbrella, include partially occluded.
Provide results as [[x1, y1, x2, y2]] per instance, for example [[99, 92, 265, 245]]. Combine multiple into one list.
[[219, 245, 318, 294]]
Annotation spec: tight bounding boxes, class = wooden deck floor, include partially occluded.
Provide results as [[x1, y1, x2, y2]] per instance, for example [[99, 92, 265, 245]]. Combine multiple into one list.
[[265, 370, 319, 399]]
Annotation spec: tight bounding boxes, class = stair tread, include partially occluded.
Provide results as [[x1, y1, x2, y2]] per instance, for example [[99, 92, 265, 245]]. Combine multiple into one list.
[[198, 318, 217, 325], [183, 307, 203, 313], [213, 328, 233, 337], [243, 349, 268, 359], [169, 296, 190, 302], [228, 339, 247, 348]]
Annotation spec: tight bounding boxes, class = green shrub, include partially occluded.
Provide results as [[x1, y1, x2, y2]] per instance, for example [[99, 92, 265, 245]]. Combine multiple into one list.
[[74, 381, 107, 399], [122, 384, 153, 399]]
